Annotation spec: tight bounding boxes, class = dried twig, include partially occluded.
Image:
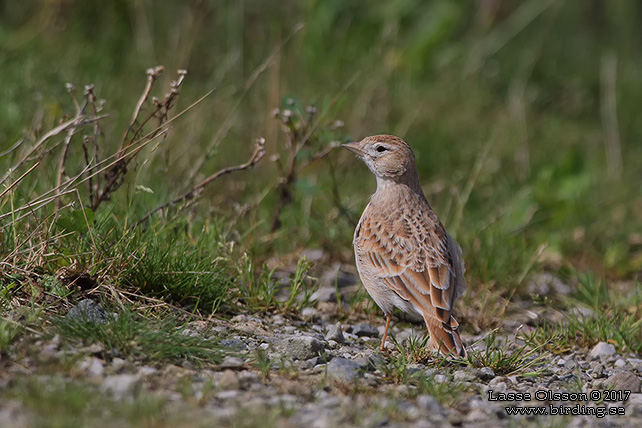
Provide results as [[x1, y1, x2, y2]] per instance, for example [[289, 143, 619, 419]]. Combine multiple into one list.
[[0, 117, 79, 188], [0, 162, 41, 201], [93, 68, 187, 210], [55, 84, 85, 211], [136, 137, 266, 226], [270, 104, 345, 231], [119, 66, 165, 158]]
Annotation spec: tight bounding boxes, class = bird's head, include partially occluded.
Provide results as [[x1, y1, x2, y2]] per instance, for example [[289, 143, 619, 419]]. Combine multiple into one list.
[[342, 134, 417, 180]]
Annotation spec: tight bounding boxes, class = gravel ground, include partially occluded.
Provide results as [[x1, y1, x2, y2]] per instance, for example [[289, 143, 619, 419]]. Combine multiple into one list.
[[1, 269, 641, 427]]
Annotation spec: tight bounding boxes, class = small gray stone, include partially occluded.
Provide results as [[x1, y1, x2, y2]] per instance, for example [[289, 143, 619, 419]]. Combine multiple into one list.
[[589, 342, 616, 360], [220, 339, 248, 351], [325, 322, 345, 344], [407, 364, 427, 376], [416, 394, 445, 416], [326, 358, 364, 382], [589, 361, 604, 379], [606, 371, 641, 393], [477, 367, 496, 381], [78, 357, 104, 377], [277, 336, 325, 361], [102, 374, 141, 398], [218, 370, 240, 390], [138, 366, 158, 376], [66, 299, 107, 324], [352, 323, 379, 338], [453, 369, 477, 383], [220, 356, 246, 370], [297, 356, 321, 370], [216, 389, 241, 400], [301, 307, 319, 318], [238, 371, 262, 390], [627, 358, 642, 370], [301, 248, 324, 262], [614, 358, 627, 368], [434, 374, 449, 383], [112, 358, 126, 370]]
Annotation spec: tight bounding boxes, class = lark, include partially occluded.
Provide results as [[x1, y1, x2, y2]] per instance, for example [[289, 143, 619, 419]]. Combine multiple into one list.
[[343, 135, 466, 358]]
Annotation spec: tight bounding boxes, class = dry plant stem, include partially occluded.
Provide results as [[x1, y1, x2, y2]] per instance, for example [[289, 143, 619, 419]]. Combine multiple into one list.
[[2, 76, 212, 231], [270, 75, 357, 231], [55, 88, 85, 211], [119, 65, 164, 158], [1, 109, 182, 225], [0, 162, 40, 200], [135, 138, 266, 226], [0, 117, 80, 187], [85, 85, 103, 204], [0, 139, 24, 157], [94, 68, 186, 210]]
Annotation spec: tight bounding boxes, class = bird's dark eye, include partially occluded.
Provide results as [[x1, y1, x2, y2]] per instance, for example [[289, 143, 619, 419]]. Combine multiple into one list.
[[376, 145, 388, 152]]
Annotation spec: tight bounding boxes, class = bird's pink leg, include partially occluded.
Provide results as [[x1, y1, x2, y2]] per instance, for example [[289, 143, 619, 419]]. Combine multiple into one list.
[[380, 313, 392, 351]]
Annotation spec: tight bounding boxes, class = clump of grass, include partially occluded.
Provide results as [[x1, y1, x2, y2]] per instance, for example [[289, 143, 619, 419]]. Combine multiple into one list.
[[524, 275, 642, 354], [235, 255, 318, 313], [117, 223, 233, 314], [55, 308, 227, 366], [467, 330, 550, 377], [524, 308, 642, 355]]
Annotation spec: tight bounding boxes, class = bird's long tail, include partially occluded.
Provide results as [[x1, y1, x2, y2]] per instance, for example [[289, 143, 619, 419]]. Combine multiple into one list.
[[425, 315, 466, 358]]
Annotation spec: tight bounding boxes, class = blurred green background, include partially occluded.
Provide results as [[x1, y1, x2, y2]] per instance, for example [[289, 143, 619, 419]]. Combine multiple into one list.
[[1, 0, 641, 313]]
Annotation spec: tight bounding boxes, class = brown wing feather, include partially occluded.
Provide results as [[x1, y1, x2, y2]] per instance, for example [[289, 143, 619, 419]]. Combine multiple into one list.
[[355, 199, 464, 324]]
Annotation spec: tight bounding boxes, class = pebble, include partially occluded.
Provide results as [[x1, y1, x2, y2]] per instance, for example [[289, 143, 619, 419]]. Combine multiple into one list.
[[325, 322, 345, 344], [301, 307, 319, 318], [434, 374, 449, 383], [276, 336, 325, 360], [220, 356, 246, 370], [218, 370, 240, 390], [138, 366, 158, 376], [351, 323, 379, 338], [112, 358, 126, 371], [326, 358, 363, 382], [220, 339, 249, 351], [627, 358, 642, 370], [614, 358, 627, 368], [78, 357, 104, 377], [588, 342, 616, 360], [66, 299, 107, 324], [453, 369, 477, 383], [416, 394, 446, 416], [606, 371, 641, 393]]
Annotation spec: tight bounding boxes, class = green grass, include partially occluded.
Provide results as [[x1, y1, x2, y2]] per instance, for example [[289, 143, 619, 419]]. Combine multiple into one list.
[[524, 275, 642, 354], [1, 1, 642, 423], [467, 331, 550, 377], [54, 308, 228, 366]]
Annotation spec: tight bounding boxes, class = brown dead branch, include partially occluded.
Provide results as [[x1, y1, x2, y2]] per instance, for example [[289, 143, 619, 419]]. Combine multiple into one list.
[[135, 137, 266, 227], [92, 68, 187, 210]]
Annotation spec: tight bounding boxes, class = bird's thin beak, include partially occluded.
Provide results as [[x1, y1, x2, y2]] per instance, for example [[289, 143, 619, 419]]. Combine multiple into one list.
[[342, 141, 364, 156]]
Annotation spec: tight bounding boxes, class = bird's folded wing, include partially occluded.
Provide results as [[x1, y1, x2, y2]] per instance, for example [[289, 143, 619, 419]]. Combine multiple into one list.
[[358, 216, 464, 324], [364, 250, 455, 324]]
